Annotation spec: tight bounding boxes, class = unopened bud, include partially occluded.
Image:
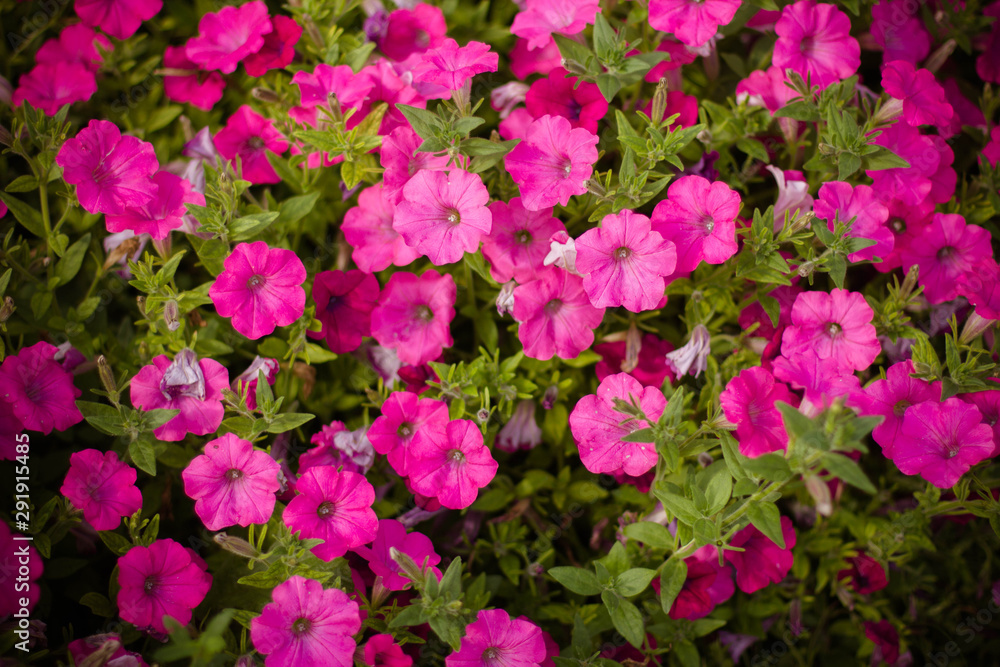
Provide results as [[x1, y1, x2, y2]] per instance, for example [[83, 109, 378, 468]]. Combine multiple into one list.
[[476, 408, 491, 424], [697, 452, 714, 468], [389, 546, 425, 583], [370, 576, 390, 607], [900, 264, 919, 302], [163, 300, 180, 332], [233, 656, 257, 667], [0, 125, 12, 148], [304, 14, 325, 49], [79, 637, 123, 667], [0, 296, 14, 323], [136, 295, 146, 316], [542, 385, 559, 410], [817, 142, 835, 156], [924, 39, 956, 74], [97, 355, 116, 394], [797, 261, 815, 278], [961, 310, 995, 345], [622, 321, 641, 373], [214, 533, 259, 559], [804, 474, 833, 517], [251, 87, 281, 104], [651, 78, 669, 125]]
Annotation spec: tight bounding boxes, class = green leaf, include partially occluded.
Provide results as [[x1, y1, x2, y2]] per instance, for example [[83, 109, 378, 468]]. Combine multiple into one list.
[[838, 152, 862, 180], [620, 427, 656, 443], [230, 211, 280, 241], [602, 591, 645, 649], [0, 192, 45, 236], [389, 603, 430, 628], [659, 558, 688, 614], [397, 104, 445, 140], [129, 435, 157, 476], [98, 530, 133, 556], [5, 175, 39, 193], [702, 465, 733, 515], [653, 483, 703, 525], [278, 192, 320, 224], [746, 501, 785, 548], [737, 138, 770, 163], [549, 566, 602, 596], [693, 518, 717, 547], [675, 640, 700, 667], [776, 402, 815, 440], [146, 105, 184, 133], [623, 521, 674, 549], [822, 452, 876, 494], [266, 412, 314, 434], [596, 73, 623, 102], [773, 100, 821, 121], [592, 13, 618, 60], [76, 401, 126, 436], [143, 408, 180, 430], [615, 568, 656, 597], [238, 560, 290, 588], [742, 453, 793, 483], [79, 592, 115, 618], [862, 145, 909, 171]]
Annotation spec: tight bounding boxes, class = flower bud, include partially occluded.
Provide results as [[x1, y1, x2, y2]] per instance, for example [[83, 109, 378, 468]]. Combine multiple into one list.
[[960, 311, 995, 345], [78, 636, 122, 667], [136, 295, 146, 316], [542, 385, 559, 409], [804, 474, 833, 517], [251, 87, 280, 104], [622, 321, 641, 373], [665, 324, 711, 378], [924, 38, 956, 74], [496, 281, 516, 317], [163, 300, 181, 332], [899, 263, 919, 302], [0, 296, 14, 323], [97, 355, 117, 395], [651, 78, 669, 125], [697, 452, 714, 468], [496, 401, 542, 453], [213, 533, 259, 559]]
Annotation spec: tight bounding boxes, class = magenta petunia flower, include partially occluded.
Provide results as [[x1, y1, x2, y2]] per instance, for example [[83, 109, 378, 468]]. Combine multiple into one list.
[[446, 609, 547, 667], [569, 372, 666, 477], [864, 621, 900, 666], [650, 175, 741, 274], [0, 522, 42, 617], [504, 115, 599, 211], [56, 119, 159, 216], [407, 420, 499, 510], [364, 634, 413, 667], [866, 122, 938, 206], [666, 545, 735, 620], [889, 398, 994, 489], [300, 422, 375, 477], [283, 466, 378, 561], [291, 63, 373, 111], [482, 198, 566, 284], [380, 126, 451, 205], [959, 391, 1000, 457], [117, 539, 212, 635], [724, 517, 797, 593], [214, 106, 289, 184], [250, 576, 361, 667], [525, 68, 608, 134], [244, 15, 301, 77], [513, 268, 606, 360], [182, 433, 281, 531], [185, 0, 272, 74], [838, 553, 888, 595], [60, 449, 142, 531], [848, 360, 940, 457], [379, 3, 448, 62], [874, 195, 934, 274], [75, 0, 162, 40], [209, 241, 307, 340], [575, 210, 678, 312], [342, 184, 422, 273], [414, 38, 499, 90], [780, 289, 880, 373], [12, 62, 97, 116], [773, 0, 860, 89], [772, 353, 859, 416], [0, 341, 82, 435], [68, 634, 148, 667], [648, 0, 741, 47], [901, 213, 993, 305], [370, 270, 457, 366], [595, 333, 675, 388], [871, 0, 930, 64], [129, 349, 229, 441], [163, 45, 226, 112], [720, 367, 796, 458], [368, 391, 449, 477], [511, 0, 601, 51], [36, 24, 111, 72], [881, 60, 954, 130], [736, 67, 798, 114], [353, 519, 442, 591], [309, 270, 380, 354], [393, 169, 492, 265], [105, 171, 205, 240], [813, 181, 892, 263], [510, 36, 562, 80]]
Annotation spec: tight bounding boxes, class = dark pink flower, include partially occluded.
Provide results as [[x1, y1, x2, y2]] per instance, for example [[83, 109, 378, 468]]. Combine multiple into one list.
[[737, 67, 798, 114], [773, 0, 860, 89], [864, 621, 900, 665], [75, 0, 162, 40], [186, 0, 272, 74], [871, 0, 930, 64], [866, 122, 938, 206], [510, 36, 562, 80], [407, 419, 499, 510], [380, 126, 451, 205], [649, 0, 741, 47], [284, 466, 378, 561], [813, 181, 892, 263], [902, 213, 993, 304], [36, 25, 111, 72], [117, 539, 212, 635], [511, 0, 601, 51], [353, 519, 442, 591], [0, 341, 82, 435], [595, 333, 675, 388], [364, 634, 413, 667], [163, 45, 226, 111], [838, 553, 888, 595], [651, 175, 741, 274], [781, 289, 880, 372], [482, 198, 566, 284], [342, 184, 421, 272], [129, 349, 229, 441], [379, 3, 447, 62], [525, 68, 608, 134], [182, 432, 281, 531], [105, 171, 205, 240], [214, 106, 289, 184], [414, 38, 498, 90], [368, 391, 449, 477], [848, 360, 940, 457], [61, 449, 142, 530], [958, 390, 1000, 457], [504, 115, 599, 211], [666, 545, 734, 620], [720, 367, 796, 458], [370, 270, 456, 366], [445, 609, 546, 667], [724, 516, 797, 593], [309, 270, 380, 354], [244, 15, 301, 77], [881, 60, 954, 130], [512, 268, 606, 360], [209, 241, 307, 340], [874, 195, 934, 273], [250, 576, 361, 667], [56, 119, 159, 216]]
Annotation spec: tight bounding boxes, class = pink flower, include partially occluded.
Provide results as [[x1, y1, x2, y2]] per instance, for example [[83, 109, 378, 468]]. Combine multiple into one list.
[[504, 115, 599, 211], [736, 67, 798, 114], [959, 391, 1000, 457], [576, 210, 677, 312], [648, 0, 741, 47], [724, 516, 797, 593], [291, 63, 372, 111], [56, 119, 159, 216], [61, 450, 142, 531], [364, 634, 413, 667], [380, 126, 451, 205], [901, 213, 993, 304], [163, 45, 226, 111], [353, 519, 442, 591], [13, 62, 96, 116], [838, 553, 888, 595], [414, 39, 499, 90], [370, 270, 457, 366], [720, 367, 796, 458], [513, 268, 606, 360], [369, 391, 449, 477], [300, 423, 376, 477], [889, 398, 994, 489], [813, 181, 892, 263], [36, 25, 111, 72], [848, 360, 940, 457], [250, 576, 361, 667], [666, 545, 734, 620], [182, 433, 281, 531], [874, 195, 934, 273], [75, 0, 161, 40], [871, 0, 930, 64], [244, 15, 301, 77], [0, 522, 42, 617], [129, 349, 229, 441], [496, 400, 543, 453], [510, 36, 562, 80], [881, 60, 954, 130], [117, 539, 212, 635], [772, 354, 859, 414], [482, 198, 566, 283], [214, 106, 289, 184], [780, 289, 880, 372], [866, 122, 938, 206], [379, 3, 447, 62], [773, 0, 860, 89], [186, 0, 272, 74], [595, 333, 675, 388], [209, 241, 306, 340], [105, 171, 204, 240], [978, 2, 1000, 84], [511, 0, 601, 51], [650, 175, 741, 274], [309, 270, 380, 354], [407, 419, 499, 510], [864, 621, 900, 666], [232, 356, 279, 411], [0, 341, 82, 435], [393, 170, 492, 265], [446, 609, 546, 667], [342, 184, 421, 272], [525, 68, 608, 134], [284, 467, 378, 561], [68, 634, 148, 667], [569, 372, 666, 476]]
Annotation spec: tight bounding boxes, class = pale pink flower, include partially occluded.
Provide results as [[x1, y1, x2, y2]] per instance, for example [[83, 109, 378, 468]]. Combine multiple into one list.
[[496, 401, 543, 453], [504, 115, 599, 211], [407, 419, 499, 510], [666, 324, 713, 378], [370, 271, 457, 366], [649, 0, 741, 47], [446, 609, 546, 667], [512, 268, 605, 360], [650, 175, 741, 274], [767, 166, 814, 226]]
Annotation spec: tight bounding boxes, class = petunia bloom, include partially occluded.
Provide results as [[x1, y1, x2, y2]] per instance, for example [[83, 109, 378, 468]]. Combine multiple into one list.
[[0, 341, 83, 435], [414, 39, 499, 90], [780, 289, 880, 373], [407, 419, 499, 510], [525, 68, 608, 134], [773, 0, 860, 90], [864, 621, 900, 666], [117, 539, 212, 635], [881, 60, 954, 130], [511, 0, 601, 51], [378, 3, 448, 62], [901, 213, 993, 304], [214, 106, 289, 184], [813, 181, 892, 263], [513, 268, 606, 360], [36, 24, 111, 72], [129, 349, 229, 441], [666, 545, 735, 620], [504, 115, 599, 211], [310, 270, 380, 354], [12, 62, 97, 116], [364, 634, 413, 667], [370, 270, 457, 366], [368, 391, 449, 477], [496, 401, 543, 453], [720, 367, 796, 458], [848, 360, 940, 457], [61, 450, 142, 530], [838, 553, 888, 595], [208, 241, 307, 340], [105, 171, 205, 240], [650, 175, 741, 274], [482, 198, 566, 284], [185, 0, 272, 74], [283, 466, 378, 561], [163, 45, 226, 111], [182, 433, 281, 531], [75, 0, 162, 40], [595, 333, 675, 388], [380, 126, 451, 205], [342, 184, 422, 272], [353, 519, 442, 591], [648, 0, 741, 48], [243, 15, 301, 77], [445, 609, 547, 667], [724, 517, 797, 593]]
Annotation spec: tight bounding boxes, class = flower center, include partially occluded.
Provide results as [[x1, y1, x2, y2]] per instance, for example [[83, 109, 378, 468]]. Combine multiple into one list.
[[826, 322, 842, 337], [516, 230, 532, 244], [292, 618, 312, 636], [448, 449, 466, 464], [317, 501, 336, 517], [567, 99, 582, 121], [482, 646, 502, 663], [890, 217, 905, 233], [326, 295, 339, 312], [544, 298, 563, 315], [416, 30, 429, 48], [416, 304, 434, 321], [143, 576, 158, 593], [892, 400, 910, 418], [226, 468, 243, 481], [398, 422, 413, 438], [247, 274, 266, 290], [561, 158, 573, 176], [937, 246, 954, 261], [702, 215, 715, 233], [446, 209, 461, 225], [614, 247, 632, 261], [24, 382, 42, 402], [247, 136, 265, 150]]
